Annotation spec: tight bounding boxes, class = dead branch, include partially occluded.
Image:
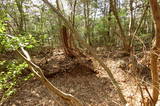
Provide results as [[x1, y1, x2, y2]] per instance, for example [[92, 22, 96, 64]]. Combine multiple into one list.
[[42, 0, 127, 105], [144, 85, 153, 102], [5, 34, 83, 106]]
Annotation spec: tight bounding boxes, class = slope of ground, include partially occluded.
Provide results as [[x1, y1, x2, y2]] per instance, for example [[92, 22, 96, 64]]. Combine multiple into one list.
[[1, 48, 157, 106]]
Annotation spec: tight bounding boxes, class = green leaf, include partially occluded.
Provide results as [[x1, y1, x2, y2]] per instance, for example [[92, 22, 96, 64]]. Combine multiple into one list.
[[26, 45, 34, 48]]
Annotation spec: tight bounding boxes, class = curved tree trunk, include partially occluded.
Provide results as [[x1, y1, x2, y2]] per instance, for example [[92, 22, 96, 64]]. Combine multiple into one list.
[[42, 0, 127, 105], [5, 34, 83, 106]]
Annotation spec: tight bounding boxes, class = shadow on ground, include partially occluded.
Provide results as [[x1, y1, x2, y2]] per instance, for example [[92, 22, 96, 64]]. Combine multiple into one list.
[[2, 67, 119, 106], [2, 49, 121, 106]]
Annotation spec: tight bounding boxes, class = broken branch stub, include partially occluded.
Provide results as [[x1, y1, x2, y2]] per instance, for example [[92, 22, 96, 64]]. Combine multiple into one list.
[[42, 0, 127, 105]]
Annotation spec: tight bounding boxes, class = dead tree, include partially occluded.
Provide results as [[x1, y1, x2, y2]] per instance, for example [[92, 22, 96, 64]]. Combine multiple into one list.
[[42, 0, 127, 105], [56, 0, 76, 58], [60, 25, 76, 58]]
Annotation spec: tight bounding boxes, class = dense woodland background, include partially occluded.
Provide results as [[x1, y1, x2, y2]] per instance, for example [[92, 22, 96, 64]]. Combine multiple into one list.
[[0, 0, 160, 106]]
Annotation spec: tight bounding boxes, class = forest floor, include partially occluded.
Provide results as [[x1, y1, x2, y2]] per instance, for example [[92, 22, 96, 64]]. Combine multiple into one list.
[[2, 47, 160, 106]]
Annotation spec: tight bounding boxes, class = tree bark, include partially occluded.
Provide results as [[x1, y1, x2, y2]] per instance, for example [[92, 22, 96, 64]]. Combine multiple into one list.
[[15, 0, 25, 34], [56, 0, 76, 58], [83, 0, 91, 45], [72, 0, 77, 27], [5, 34, 83, 106], [42, 0, 127, 105], [110, 0, 130, 52], [149, 0, 160, 105], [130, 3, 149, 48], [129, 0, 134, 37]]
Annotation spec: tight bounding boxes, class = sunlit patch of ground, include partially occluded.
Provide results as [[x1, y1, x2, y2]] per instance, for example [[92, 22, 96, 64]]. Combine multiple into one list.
[[2, 48, 159, 106]]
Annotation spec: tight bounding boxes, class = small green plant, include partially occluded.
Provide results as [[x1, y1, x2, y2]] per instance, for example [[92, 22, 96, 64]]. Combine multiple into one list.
[[0, 60, 28, 101], [0, 18, 35, 104]]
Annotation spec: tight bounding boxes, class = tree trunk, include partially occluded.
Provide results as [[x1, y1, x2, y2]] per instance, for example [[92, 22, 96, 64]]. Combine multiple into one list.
[[5, 34, 83, 106], [15, 0, 25, 34], [129, 0, 134, 37], [149, 0, 160, 105], [56, 0, 76, 58], [42, 0, 127, 105], [60, 25, 75, 58], [110, 0, 131, 52], [83, 0, 91, 46]]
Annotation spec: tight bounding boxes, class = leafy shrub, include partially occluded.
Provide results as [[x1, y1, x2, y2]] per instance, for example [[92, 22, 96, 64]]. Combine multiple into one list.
[[0, 18, 35, 104]]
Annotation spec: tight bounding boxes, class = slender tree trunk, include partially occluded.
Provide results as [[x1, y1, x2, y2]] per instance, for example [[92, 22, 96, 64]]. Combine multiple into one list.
[[15, 0, 24, 34], [129, 0, 134, 37], [83, 0, 91, 46], [107, 4, 112, 43], [72, 0, 77, 27], [69, 0, 77, 51], [42, 0, 127, 105], [130, 3, 149, 48], [5, 34, 83, 106], [149, 0, 160, 105], [110, 0, 130, 52], [56, 0, 75, 58]]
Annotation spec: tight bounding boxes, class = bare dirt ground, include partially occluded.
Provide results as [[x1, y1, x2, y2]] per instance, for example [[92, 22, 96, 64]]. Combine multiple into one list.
[[1, 48, 157, 106]]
